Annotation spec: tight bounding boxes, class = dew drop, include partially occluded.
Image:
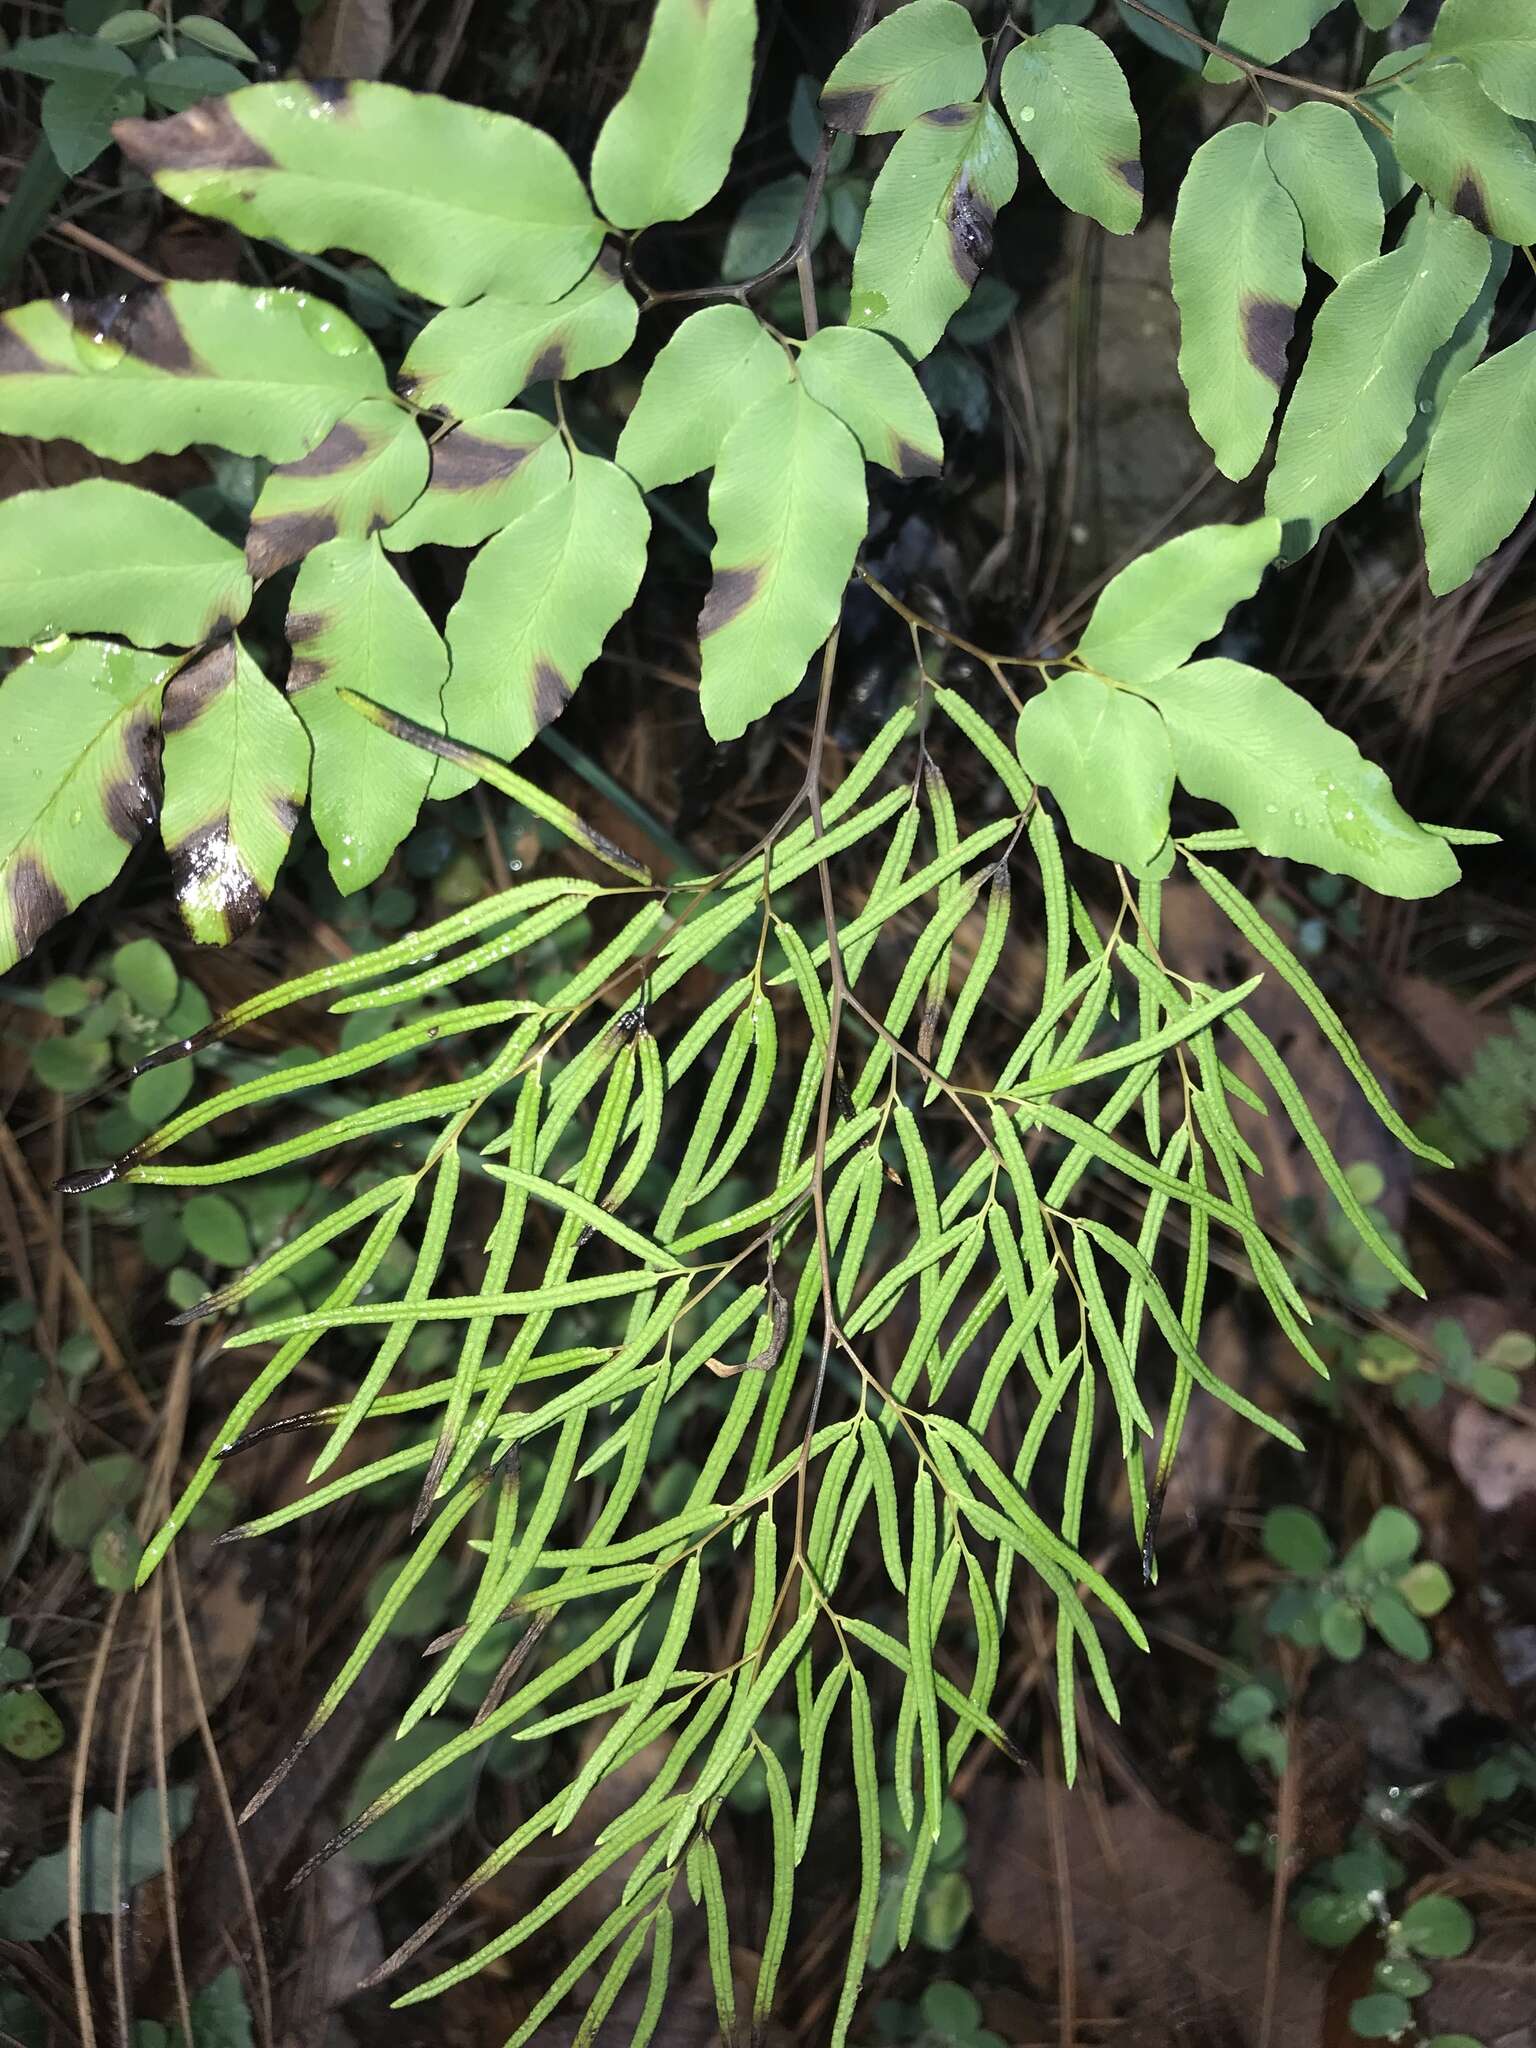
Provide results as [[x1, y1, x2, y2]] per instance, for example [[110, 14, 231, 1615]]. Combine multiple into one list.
[[297, 293, 364, 356], [71, 308, 127, 371], [849, 288, 889, 326], [1018, 105, 1036, 122]]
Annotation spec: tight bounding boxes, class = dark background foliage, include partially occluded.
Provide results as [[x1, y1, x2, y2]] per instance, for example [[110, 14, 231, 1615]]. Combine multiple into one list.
[[1, 2, 1534, 2043]]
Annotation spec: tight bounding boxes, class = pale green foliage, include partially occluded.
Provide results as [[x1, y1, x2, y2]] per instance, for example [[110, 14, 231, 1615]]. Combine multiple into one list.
[[1265, 206, 1488, 541], [399, 255, 639, 418], [1390, 61, 1536, 243], [1016, 676, 1172, 873], [0, 2, 1522, 2036], [382, 411, 567, 554], [797, 326, 944, 477], [248, 396, 429, 578], [698, 380, 867, 739], [1432, 0, 1536, 116], [821, 0, 986, 134], [614, 304, 792, 488], [442, 452, 650, 771], [286, 537, 448, 889], [590, 0, 757, 230], [0, 480, 250, 649], [1383, 232, 1510, 496], [1171, 124, 1305, 481], [159, 638, 310, 945], [1421, 331, 1536, 592], [999, 26, 1143, 236], [1075, 518, 1281, 685], [0, 1, 1520, 966], [849, 101, 1019, 359], [1, 640, 171, 970], [1139, 662, 1459, 896], [79, 672, 1440, 2034], [116, 80, 602, 306], [1265, 102, 1384, 284], [1205, 0, 1339, 82], [0, 280, 383, 461]]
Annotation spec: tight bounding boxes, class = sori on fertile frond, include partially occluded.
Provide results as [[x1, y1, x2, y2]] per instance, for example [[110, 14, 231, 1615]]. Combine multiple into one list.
[[55, 652, 1455, 2034]]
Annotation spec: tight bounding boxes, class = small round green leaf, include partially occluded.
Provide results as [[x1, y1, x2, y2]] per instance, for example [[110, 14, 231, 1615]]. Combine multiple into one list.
[[1262, 1504, 1333, 1574], [111, 937, 179, 1018], [1485, 1329, 1536, 1370], [182, 1192, 253, 1268], [1238, 1722, 1289, 1773], [1264, 1583, 1323, 1644], [127, 1061, 194, 1128], [918, 1869, 972, 1951], [919, 1980, 983, 2035], [42, 975, 96, 1017], [1394, 1370, 1443, 1410], [90, 1513, 142, 1592], [1361, 1504, 1420, 1569], [50, 1453, 144, 1551], [342, 1720, 478, 1864], [95, 10, 164, 43], [1398, 1560, 1453, 1616], [166, 1267, 206, 1313], [57, 1332, 100, 1380], [31, 1034, 111, 1094], [1470, 1364, 1520, 1408], [0, 1689, 65, 1762], [1368, 1590, 1432, 1661], [1320, 1599, 1365, 1662], [1334, 1839, 1406, 1895], [1374, 1955, 1433, 1997], [1398, 1893, 1475, 1959], [1221, 1682, 1279, 1731], [0, 1347, 46, 1441], [1298, 1889, 1372, 1948], [1349, 1991, 1415, 2039]]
